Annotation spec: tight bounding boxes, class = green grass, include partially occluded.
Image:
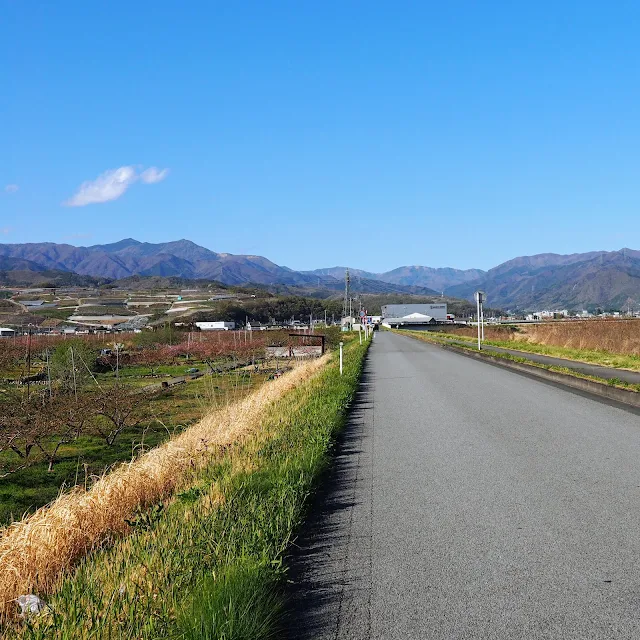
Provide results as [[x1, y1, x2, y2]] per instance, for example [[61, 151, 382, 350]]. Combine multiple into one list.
[[431, 331, 640, 371], [178, 562, 283, 640], [7, 336, 369, 638]]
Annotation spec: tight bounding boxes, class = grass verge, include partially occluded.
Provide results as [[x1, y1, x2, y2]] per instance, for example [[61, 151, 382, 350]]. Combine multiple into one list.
[[4, 337, 369, 638], [0, 358, 324, 621]]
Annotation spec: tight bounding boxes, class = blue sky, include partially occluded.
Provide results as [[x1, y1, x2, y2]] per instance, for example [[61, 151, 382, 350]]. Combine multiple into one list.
[[2, 1, 640, 272]]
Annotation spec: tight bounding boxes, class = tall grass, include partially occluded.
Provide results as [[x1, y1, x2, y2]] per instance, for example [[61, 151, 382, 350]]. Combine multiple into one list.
[[0, 356, 327, 619], [520, 320, 640, 355], [179, 562, 284, 640]]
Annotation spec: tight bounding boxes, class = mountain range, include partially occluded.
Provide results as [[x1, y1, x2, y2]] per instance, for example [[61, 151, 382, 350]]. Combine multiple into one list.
[[1, 239, 639, 311], [446, 248, 640, 310], [0, 240, 440, 297]]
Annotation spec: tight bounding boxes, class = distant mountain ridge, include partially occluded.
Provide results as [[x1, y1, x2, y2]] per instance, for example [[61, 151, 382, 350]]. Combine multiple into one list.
[[446, 248, 640, 310], [304, 265, 485, 292], [0, 239, 439, 297], [1, 239, 639, 310], [0, 239, 319, 285]]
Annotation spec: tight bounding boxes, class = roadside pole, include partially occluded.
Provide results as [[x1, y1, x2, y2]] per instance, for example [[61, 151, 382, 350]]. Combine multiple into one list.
[[475, 291, 485, 351], [359, 329, 362, 345], [339, 341, 344, 375], [476, 294, 481, 350]]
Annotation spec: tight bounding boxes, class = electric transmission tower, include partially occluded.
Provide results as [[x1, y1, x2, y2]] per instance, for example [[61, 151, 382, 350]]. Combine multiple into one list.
[[342, 269, 350, 319]]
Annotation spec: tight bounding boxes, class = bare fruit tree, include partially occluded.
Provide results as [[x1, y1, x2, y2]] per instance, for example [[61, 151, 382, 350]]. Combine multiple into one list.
[[93, 384, 163, 446]]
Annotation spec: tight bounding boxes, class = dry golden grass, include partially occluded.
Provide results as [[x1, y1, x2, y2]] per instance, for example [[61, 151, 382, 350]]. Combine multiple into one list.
[[0, 356, 328, 617], [517, 320, 640, 355], [446, 320, 640, 356]]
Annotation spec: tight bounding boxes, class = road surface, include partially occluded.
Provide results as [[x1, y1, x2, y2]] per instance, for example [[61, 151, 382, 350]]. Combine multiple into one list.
[[287, 331, 640, 639]]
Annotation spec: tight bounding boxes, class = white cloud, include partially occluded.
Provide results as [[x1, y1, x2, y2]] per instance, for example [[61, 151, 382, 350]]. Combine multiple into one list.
[[140, 167, 169, 184], [1, 227, 11, 235], [64, 166, 137, 207], [64, 165, 169, 207], [4, 184, 19, 193]]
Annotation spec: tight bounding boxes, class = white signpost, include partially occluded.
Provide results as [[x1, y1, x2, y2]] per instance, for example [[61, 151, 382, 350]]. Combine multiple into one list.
[[474, 291, 486, 350], [339, 341, 344, 375]]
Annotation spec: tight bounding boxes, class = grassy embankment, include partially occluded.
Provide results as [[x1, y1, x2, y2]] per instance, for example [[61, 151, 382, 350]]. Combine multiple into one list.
[[426, 321, 640, 372], [2, 335, 369, 638], [395, 330, 640, 393]]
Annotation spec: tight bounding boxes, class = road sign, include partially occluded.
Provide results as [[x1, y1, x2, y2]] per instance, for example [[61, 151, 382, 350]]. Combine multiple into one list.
[[474, 291, 485, 304]]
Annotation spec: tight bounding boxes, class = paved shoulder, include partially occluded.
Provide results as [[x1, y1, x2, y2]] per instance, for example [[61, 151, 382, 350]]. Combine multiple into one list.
[[288, 331, 640, 639]]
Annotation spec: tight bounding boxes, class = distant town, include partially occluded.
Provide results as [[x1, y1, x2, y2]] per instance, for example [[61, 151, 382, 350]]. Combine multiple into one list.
[[1, 282, 638, 339]]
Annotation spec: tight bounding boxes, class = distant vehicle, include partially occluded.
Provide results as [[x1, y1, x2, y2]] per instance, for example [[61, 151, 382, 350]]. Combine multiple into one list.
[[186, 367, 199, 374]]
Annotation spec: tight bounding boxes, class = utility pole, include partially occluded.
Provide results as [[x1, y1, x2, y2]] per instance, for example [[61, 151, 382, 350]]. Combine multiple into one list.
[[342, 269, 351, 327]]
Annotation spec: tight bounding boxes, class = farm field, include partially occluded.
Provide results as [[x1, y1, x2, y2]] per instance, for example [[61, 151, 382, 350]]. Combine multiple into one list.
[[0, 283, 261, 331], [0, 328, 333, 526], [0, 371, 263, 524], [0, 282, 347, 333]]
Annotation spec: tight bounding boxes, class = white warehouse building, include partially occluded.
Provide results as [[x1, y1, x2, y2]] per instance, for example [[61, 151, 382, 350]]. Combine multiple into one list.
[[381, 304, 447, 329], [194, 321, 235, 331]]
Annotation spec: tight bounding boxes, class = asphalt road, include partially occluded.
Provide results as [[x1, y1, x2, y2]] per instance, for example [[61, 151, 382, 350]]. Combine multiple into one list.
[[287, 331, 640, 639], [438, 336, 640, 385]]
